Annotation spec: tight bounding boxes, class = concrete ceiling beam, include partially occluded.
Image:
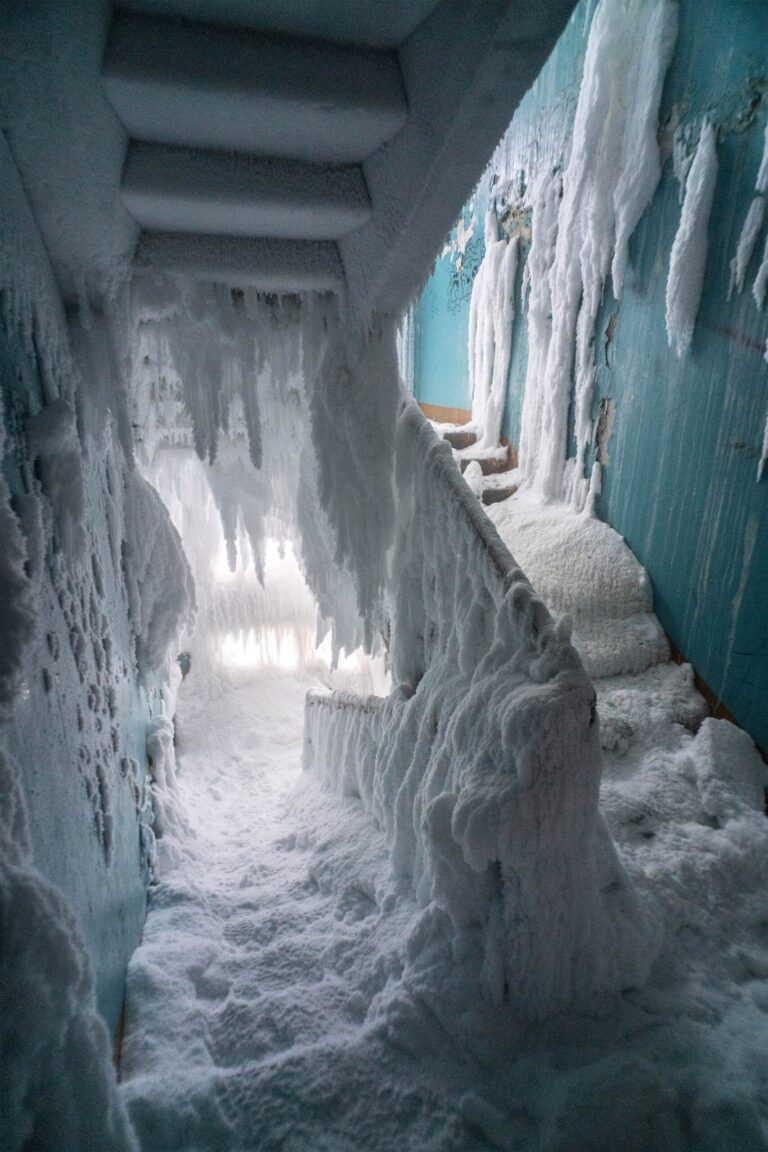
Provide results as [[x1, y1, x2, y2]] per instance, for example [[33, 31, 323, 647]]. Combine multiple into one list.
[[103, 12, 407, 165], [121, 142, 371, 240]]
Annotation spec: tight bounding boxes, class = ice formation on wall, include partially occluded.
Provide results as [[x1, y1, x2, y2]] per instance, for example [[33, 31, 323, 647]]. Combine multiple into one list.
[[516, 0, 678, 507], [758, 409, 768, 483], [305, 398, 657, 1018], [754, 236, 768, 311], [1, 132, 199, 1151], [665, 120, 718, 357], [467, 209, 518, 448], [0, 407, 37, 723]]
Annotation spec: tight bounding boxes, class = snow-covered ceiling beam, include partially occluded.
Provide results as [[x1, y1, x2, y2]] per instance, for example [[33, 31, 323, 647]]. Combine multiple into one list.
[[134, 233, 343, 292], [103, 12, 408, 164], [121, 144, 372, 241]]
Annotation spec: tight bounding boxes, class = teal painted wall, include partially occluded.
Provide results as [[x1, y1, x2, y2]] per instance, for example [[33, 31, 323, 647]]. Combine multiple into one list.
[[413, 0, 768, 752]]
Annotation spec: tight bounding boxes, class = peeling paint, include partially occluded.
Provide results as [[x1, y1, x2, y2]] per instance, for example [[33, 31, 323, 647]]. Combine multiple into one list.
[[595, 397, 615, 465]]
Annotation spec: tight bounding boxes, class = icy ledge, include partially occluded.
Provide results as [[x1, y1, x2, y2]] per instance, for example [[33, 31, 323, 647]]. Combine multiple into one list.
[[304, 399, 659, 1020]]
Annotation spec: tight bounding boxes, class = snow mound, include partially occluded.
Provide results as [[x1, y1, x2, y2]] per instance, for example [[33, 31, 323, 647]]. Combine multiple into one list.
[[487, 489, 669, 679]]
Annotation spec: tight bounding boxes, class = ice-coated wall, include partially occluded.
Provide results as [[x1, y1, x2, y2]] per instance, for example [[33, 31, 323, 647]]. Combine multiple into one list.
[[0, 133, 190, 1040], [413, 0, 768, 752]]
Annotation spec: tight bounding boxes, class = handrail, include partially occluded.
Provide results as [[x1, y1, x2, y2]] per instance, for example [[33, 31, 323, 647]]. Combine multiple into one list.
[[397, 397, 522, 588], [303, 387, 656, 1019]]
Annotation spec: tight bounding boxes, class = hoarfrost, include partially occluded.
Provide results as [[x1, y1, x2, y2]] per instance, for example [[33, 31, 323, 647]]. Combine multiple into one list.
[[516, 0, 677, 506], [305, 399, 658, 1019], [730, 197, 765, 297], [467, 209, 518, 448], [665, 120, 718, 357]]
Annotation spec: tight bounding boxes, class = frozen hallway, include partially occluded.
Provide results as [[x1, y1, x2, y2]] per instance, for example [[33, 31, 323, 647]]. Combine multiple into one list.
[[117, 492, 768, 1152], [119, 667, 467, 1151], [2, 1, 767, 1149]]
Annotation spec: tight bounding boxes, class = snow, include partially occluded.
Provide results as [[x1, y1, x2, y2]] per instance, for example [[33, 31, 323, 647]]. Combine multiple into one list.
[[665, 120, 718, 357], [516, 0, 678, 506], [488, 488, 668, 679]]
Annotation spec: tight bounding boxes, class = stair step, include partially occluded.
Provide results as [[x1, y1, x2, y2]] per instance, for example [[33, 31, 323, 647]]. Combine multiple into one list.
[[459, 448, 511, 477], [443, 428, 477, 450], [481, 485, 518, 506], [104, 12, 407, 165], [134, 232, 343, 292], [122, 143, 372, 241]]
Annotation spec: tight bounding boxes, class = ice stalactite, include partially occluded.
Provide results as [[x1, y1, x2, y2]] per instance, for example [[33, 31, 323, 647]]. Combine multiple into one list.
[[302, 297, 398, 647], [758, 409, 768, 483], [729, 119, 768, 298], [0, 761, 139, 1152], [754, 235, 768, 311], [0, 405, 37, 724], [122, 468, 195, 685], [665, 119, 718, 357], [467, 208, 518, 449], [516, 0, 678, 508], [131, 283, 398, 662]]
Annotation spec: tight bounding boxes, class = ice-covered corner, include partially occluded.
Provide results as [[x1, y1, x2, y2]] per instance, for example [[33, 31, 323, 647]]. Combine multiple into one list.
[[1, 0, 768, 1150]]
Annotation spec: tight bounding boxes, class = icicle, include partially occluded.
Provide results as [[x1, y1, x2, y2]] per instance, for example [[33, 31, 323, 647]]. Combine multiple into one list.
[[754, 234, 768, 310], [517, 0, 678, 507], [730, 121, 768, 297], [467, 209, 518, 448], [665, 119, 718, 357], [756, 119, 768, 194], [730, 197, 765, 297], [758, 409, 768, 483]]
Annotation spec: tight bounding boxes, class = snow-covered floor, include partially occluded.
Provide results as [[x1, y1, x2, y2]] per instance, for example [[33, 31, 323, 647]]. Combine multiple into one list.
[[121, 493, 768, 1152]]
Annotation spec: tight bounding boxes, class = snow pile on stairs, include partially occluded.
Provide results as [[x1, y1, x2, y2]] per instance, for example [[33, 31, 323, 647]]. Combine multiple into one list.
[[305, 397, 658, 1020]]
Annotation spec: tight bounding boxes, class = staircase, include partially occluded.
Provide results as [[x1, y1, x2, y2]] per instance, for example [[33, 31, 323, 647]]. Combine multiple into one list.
[[440, 425, 519, 504]]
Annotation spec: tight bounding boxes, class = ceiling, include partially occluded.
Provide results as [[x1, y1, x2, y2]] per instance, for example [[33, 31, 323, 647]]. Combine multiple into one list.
[[118, 0, 444, 48], [0, 0, 577, 318]]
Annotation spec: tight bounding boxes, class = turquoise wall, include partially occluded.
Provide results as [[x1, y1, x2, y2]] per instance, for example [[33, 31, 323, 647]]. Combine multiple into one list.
[[413, 0, 768, 752]]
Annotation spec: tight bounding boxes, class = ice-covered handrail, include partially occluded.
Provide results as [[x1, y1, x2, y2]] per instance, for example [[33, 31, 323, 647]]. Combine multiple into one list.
[[304, 396, 657, 1018], [397, 399, 515, 584]]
